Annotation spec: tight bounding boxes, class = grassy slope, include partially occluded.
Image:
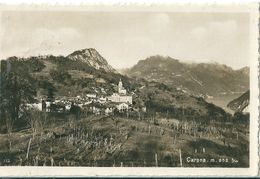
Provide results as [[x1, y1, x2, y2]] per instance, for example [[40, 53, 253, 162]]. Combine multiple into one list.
[[0, 114, 249, 167]]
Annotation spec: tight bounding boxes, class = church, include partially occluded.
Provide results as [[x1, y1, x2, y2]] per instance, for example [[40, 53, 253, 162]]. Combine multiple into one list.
[[107, 79, 132, 104]]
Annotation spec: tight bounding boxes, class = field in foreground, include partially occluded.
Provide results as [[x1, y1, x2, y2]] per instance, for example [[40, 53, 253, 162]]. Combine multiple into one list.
[[0, 114, 249, 167]]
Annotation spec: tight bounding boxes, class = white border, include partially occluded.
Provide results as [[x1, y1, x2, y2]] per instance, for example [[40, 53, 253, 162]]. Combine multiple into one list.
[[0, 2, 259, 177], [0, 0, 258, 5]]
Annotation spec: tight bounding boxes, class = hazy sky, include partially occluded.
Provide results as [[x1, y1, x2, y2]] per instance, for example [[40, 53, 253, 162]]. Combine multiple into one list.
[[0, 11, 250, 69]]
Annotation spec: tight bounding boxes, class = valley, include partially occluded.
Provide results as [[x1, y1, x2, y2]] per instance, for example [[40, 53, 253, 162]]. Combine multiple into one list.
[[206, 93, 244, 114]]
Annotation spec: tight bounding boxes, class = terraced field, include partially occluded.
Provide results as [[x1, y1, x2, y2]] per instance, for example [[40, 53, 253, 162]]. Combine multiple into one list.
[[0, 114, 249, 167]]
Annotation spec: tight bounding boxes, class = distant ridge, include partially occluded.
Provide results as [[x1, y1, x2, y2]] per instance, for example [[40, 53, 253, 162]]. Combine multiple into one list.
[[127, 55, 249, 97]]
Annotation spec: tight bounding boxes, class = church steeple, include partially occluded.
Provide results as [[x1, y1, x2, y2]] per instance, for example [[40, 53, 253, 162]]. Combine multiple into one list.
[[118, 79, 126, 95], [118, 79, 122, 93]]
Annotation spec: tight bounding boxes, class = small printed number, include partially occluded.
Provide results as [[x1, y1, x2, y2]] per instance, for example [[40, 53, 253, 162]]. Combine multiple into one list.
[[218, 158, 228, 163]]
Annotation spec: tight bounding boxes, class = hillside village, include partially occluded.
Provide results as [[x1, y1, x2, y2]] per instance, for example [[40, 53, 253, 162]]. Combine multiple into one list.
[[25, 79, 146, 116]]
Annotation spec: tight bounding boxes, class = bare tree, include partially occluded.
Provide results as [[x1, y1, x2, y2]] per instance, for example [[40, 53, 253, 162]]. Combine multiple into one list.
[[4, 110, 14, 136], [4, 110, 14, 151], [26, 109, 45, 139]]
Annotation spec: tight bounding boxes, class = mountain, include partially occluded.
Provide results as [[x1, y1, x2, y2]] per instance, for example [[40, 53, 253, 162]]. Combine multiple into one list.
[[2, 48, 124, 98], [127, 55, 249, 98], [227, 90, 249, 113], [1, 49, 233, 122], [67, 48, 115, 73]]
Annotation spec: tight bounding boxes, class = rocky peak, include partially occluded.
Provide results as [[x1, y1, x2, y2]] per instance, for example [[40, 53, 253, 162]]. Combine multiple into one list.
[[67, 48, 115, 73], [227, 90, 249, 113]]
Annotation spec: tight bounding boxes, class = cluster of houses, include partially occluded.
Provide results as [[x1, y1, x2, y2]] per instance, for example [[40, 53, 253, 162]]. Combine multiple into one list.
[[25, 79, 146, 115]]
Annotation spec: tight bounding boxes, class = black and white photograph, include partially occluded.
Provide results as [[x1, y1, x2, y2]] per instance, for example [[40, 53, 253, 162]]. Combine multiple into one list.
[[0, 3, 258, 177]]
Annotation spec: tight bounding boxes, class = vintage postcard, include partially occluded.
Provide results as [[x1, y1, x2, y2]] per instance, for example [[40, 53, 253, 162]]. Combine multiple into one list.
[[0, 2, 259, 177]]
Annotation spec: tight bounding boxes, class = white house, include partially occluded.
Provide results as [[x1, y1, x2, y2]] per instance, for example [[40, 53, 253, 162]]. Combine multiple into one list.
[[90, 106, 101, 115], [86, 94, 97, 98], [98, 97, 107, 104], [65, 104, 72, 111], [25, 102, 42, 111], [45, 101, 51, 112], [105, 107, 113, 115], [108, 93, 132, 104], [116, 103, 129, 111]]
